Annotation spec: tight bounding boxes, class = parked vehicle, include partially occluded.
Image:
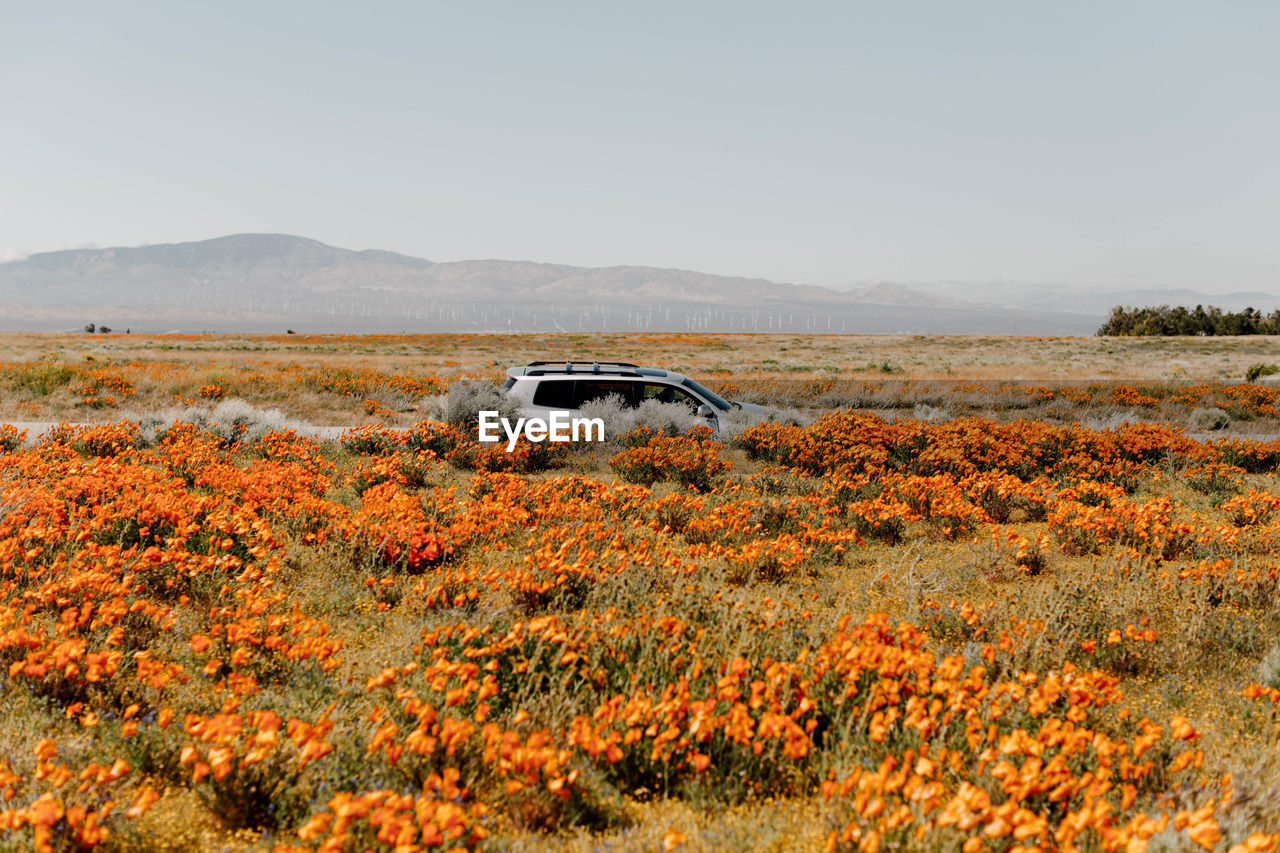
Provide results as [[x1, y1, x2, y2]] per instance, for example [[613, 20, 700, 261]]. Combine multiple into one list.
[[502, 361, 760, 431]]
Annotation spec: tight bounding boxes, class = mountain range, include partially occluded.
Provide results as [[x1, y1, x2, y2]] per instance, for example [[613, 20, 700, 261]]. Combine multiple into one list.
[[1, 234, 1274, 334]]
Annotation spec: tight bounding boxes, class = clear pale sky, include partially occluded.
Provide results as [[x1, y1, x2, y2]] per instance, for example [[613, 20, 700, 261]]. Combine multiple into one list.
[[3, 1, 1277, 291]]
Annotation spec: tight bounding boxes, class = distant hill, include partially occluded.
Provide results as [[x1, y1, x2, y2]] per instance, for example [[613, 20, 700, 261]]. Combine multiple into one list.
[[865, 281, 1280, 315], [0, 234, 1104, 334], [1019, 288, 1280, 316]]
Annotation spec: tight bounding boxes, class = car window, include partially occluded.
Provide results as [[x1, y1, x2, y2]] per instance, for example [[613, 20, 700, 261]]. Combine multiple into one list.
[[574, 380, 636, 408], [532, 380, 575, 409], [681, 378, 732, 411], [641, 383, 700, 412]]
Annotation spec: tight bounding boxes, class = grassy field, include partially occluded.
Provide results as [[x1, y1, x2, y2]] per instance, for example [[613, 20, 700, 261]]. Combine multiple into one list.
[[2, 332, 1280, 430], [2, 333, 1280, 852]]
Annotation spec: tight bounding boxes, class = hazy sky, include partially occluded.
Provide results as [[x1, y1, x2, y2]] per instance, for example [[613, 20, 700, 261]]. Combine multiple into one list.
[[3, 1, 1277, 291]]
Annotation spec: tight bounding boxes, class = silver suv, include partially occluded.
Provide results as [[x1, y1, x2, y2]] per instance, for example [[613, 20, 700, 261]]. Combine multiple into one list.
[[502, 361, 747, 430]]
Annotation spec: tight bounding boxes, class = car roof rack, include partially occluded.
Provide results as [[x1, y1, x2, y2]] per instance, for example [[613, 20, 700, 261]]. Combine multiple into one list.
[[523, 360, 641, 376], [526, 361, 637, 368]]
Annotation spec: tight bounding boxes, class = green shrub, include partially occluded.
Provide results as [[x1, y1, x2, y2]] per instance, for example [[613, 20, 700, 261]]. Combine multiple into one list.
[[1245, 363, 1279, 383], [9, 362, 76, 395]]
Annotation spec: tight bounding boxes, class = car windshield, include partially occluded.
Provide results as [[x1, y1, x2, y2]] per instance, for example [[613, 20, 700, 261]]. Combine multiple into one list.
[[681, 378, 732, 411]]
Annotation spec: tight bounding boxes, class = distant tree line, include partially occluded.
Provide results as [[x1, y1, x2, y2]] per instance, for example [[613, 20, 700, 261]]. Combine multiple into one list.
[[1097, 305, 1280, 336]]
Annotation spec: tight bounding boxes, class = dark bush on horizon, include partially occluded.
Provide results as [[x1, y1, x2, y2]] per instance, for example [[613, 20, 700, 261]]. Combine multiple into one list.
[[1098, 304, 1280, 336]]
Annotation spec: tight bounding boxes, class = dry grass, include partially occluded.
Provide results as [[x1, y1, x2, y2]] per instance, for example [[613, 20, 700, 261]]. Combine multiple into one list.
[[4, 329, 1280, 381]]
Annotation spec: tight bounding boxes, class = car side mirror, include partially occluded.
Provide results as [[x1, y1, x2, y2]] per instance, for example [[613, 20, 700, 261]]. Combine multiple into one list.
[[696, 404, 715, 418]]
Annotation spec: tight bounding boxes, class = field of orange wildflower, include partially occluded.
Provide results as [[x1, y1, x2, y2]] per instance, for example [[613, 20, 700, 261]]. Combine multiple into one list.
[[2, 333, 1280, 851]]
